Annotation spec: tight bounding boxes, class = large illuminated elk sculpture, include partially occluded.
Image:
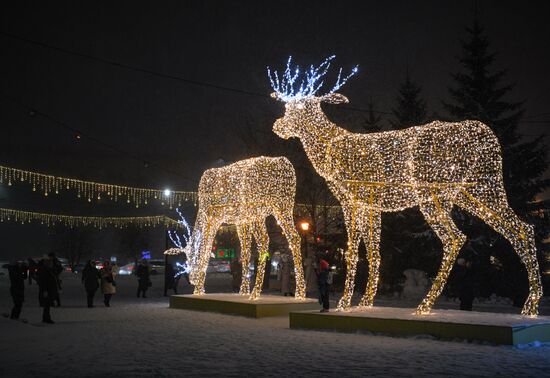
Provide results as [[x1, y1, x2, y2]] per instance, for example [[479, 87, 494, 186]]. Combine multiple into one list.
[[166, 156, 305, 300], [267, 56, 542, 315]]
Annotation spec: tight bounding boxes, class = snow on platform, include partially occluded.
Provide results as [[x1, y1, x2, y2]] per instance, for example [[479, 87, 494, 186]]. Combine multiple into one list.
[[289, 306, 550, 345], [170, 293, 320, 317]]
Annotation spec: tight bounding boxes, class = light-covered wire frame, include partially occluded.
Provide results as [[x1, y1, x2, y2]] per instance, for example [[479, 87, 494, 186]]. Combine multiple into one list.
[[166, 156, 305, 300], [268, 56, 542, 316]]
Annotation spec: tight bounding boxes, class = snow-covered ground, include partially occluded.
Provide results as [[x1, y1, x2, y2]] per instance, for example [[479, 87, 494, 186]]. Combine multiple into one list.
[[1, 272, 550, 377]]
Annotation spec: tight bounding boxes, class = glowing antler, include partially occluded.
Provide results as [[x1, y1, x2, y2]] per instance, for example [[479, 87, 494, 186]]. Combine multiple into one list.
[[267, 55, 358, 101], [164, 208, 193, 255]]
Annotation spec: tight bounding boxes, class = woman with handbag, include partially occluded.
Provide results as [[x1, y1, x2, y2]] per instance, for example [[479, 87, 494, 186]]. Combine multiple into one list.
[[100, 261, 116, 307]]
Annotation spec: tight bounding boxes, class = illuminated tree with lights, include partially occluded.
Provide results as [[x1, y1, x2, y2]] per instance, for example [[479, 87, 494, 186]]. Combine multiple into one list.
[[268, 56, 542, 315], [166, 156, 305, 300]]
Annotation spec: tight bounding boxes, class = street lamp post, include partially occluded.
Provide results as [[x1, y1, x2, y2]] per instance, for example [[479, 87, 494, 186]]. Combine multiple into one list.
[[299, 221, 310, 259]]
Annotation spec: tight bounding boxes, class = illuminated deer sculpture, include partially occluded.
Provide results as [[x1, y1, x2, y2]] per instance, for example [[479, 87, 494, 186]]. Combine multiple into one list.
[[166, 156, 305, 300], [268, 56, 542, 315]]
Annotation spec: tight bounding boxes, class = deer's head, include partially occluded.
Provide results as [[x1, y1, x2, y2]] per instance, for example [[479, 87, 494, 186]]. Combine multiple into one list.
[[268, 56, 357, 139]]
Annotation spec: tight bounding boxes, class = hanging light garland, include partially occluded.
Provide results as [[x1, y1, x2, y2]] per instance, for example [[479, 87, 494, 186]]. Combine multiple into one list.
[[0, 207, 178, 229], [0, 164, 197, 208]]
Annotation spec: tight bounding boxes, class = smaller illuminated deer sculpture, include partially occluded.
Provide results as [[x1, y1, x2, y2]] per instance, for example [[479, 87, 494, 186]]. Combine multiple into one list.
[[166, 156, 305, 300]]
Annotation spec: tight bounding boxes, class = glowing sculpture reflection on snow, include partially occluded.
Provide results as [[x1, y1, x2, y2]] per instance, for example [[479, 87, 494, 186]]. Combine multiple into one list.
[[166, 157, 305, 300], [268, 56, 542, 316]]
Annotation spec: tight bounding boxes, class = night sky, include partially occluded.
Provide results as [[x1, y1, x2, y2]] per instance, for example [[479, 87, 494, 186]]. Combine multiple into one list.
[[1, 0, 549, 258]]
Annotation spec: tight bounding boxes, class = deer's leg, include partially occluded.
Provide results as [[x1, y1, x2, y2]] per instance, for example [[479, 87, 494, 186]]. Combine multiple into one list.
[[456, 187, 542, 316], [249, 221, 270, 300], [358, 208, 382, 308], [237, 224, 252, 296], [274, 207, 305, 299], [416, 195, 466, 315], [193, 217, 221, 296], [337, 206, 362, 311]]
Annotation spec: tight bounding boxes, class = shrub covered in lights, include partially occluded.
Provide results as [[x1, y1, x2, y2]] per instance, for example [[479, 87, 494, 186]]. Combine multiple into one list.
[[165, 157, 305, 300], [268, 56, 542, 316]]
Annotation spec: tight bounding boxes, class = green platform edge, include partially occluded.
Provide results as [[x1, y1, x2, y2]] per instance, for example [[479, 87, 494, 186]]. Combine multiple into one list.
[[170, 295, 320, 318], [289, 311, 550, 345]]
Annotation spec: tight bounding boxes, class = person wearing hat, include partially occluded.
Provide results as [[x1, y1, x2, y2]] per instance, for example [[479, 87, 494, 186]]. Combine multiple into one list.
[[318, 259, 331, 312]]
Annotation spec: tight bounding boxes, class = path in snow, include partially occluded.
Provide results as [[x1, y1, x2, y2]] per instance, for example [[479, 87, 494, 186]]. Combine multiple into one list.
[[1, 272, 549, 377]]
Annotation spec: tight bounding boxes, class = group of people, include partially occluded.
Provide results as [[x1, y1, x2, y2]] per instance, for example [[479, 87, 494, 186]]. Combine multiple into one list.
[[4, 256, 118, 324], [278, 253, 333, 312], [6, 251, 476, 322], [81, 260, 117, 308], [4, 253, 64, 323], [229, 253, 334, 312]]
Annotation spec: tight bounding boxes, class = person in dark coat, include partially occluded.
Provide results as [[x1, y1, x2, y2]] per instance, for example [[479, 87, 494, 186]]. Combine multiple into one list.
[[37, 255, 58, 324], [164, 263, 177, 296], [230, 258, 242, 293], [455, 258, 475, 311], [27, 257, 36, 285], [3, 261, 28, 320], [318, 259, 331, 312], [48, 252, 63, 307], [82, 260, 100, 308], [136, 260, 151, 298]]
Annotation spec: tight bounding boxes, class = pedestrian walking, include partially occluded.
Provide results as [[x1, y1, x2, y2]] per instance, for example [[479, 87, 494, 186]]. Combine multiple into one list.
[[82, 260, 100, 308], [100, 261, 116, 307], [230, 258, 242, 293], [164, 262, 177, 296], [455, 258, 475, 311], [136, 260, 151, 298], [278, 254, 292, 296], [37, 255, 58, 324], [318, 259, 331, 312], [49, 252, 63, 307], [26, 257, 36, 285], [3, 260, 28, 320], [304, 254, 318, 293]]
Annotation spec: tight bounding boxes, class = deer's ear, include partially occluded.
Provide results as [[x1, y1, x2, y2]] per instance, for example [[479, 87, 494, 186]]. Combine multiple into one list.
[[321, 93, 349, 104]]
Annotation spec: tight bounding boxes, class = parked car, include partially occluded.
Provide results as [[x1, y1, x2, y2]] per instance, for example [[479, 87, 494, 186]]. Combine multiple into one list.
[[71, 263, 86, 274], [207, 260, 231, 273], [118, 262, 136, 276], [149, 259, 165, 275]]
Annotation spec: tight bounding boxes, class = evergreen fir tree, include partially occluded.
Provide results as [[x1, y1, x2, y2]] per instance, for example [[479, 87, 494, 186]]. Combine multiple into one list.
[[443, 18, 550, 303], [390, 73, 428, 129], [362, 99, 383, 133], [379, 75, 438, 294]]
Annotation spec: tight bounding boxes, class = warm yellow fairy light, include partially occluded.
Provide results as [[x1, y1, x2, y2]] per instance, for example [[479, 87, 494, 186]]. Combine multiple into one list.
[[168, 156, 305, 300], [0, 164, 196, 208], [268, 57, 542, 316], [0, 207, 177, 229]]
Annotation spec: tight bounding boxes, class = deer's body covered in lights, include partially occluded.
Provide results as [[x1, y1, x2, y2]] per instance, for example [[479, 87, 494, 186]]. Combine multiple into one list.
[[166, 156, 305, 300], [268, 56, 542, 315]]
